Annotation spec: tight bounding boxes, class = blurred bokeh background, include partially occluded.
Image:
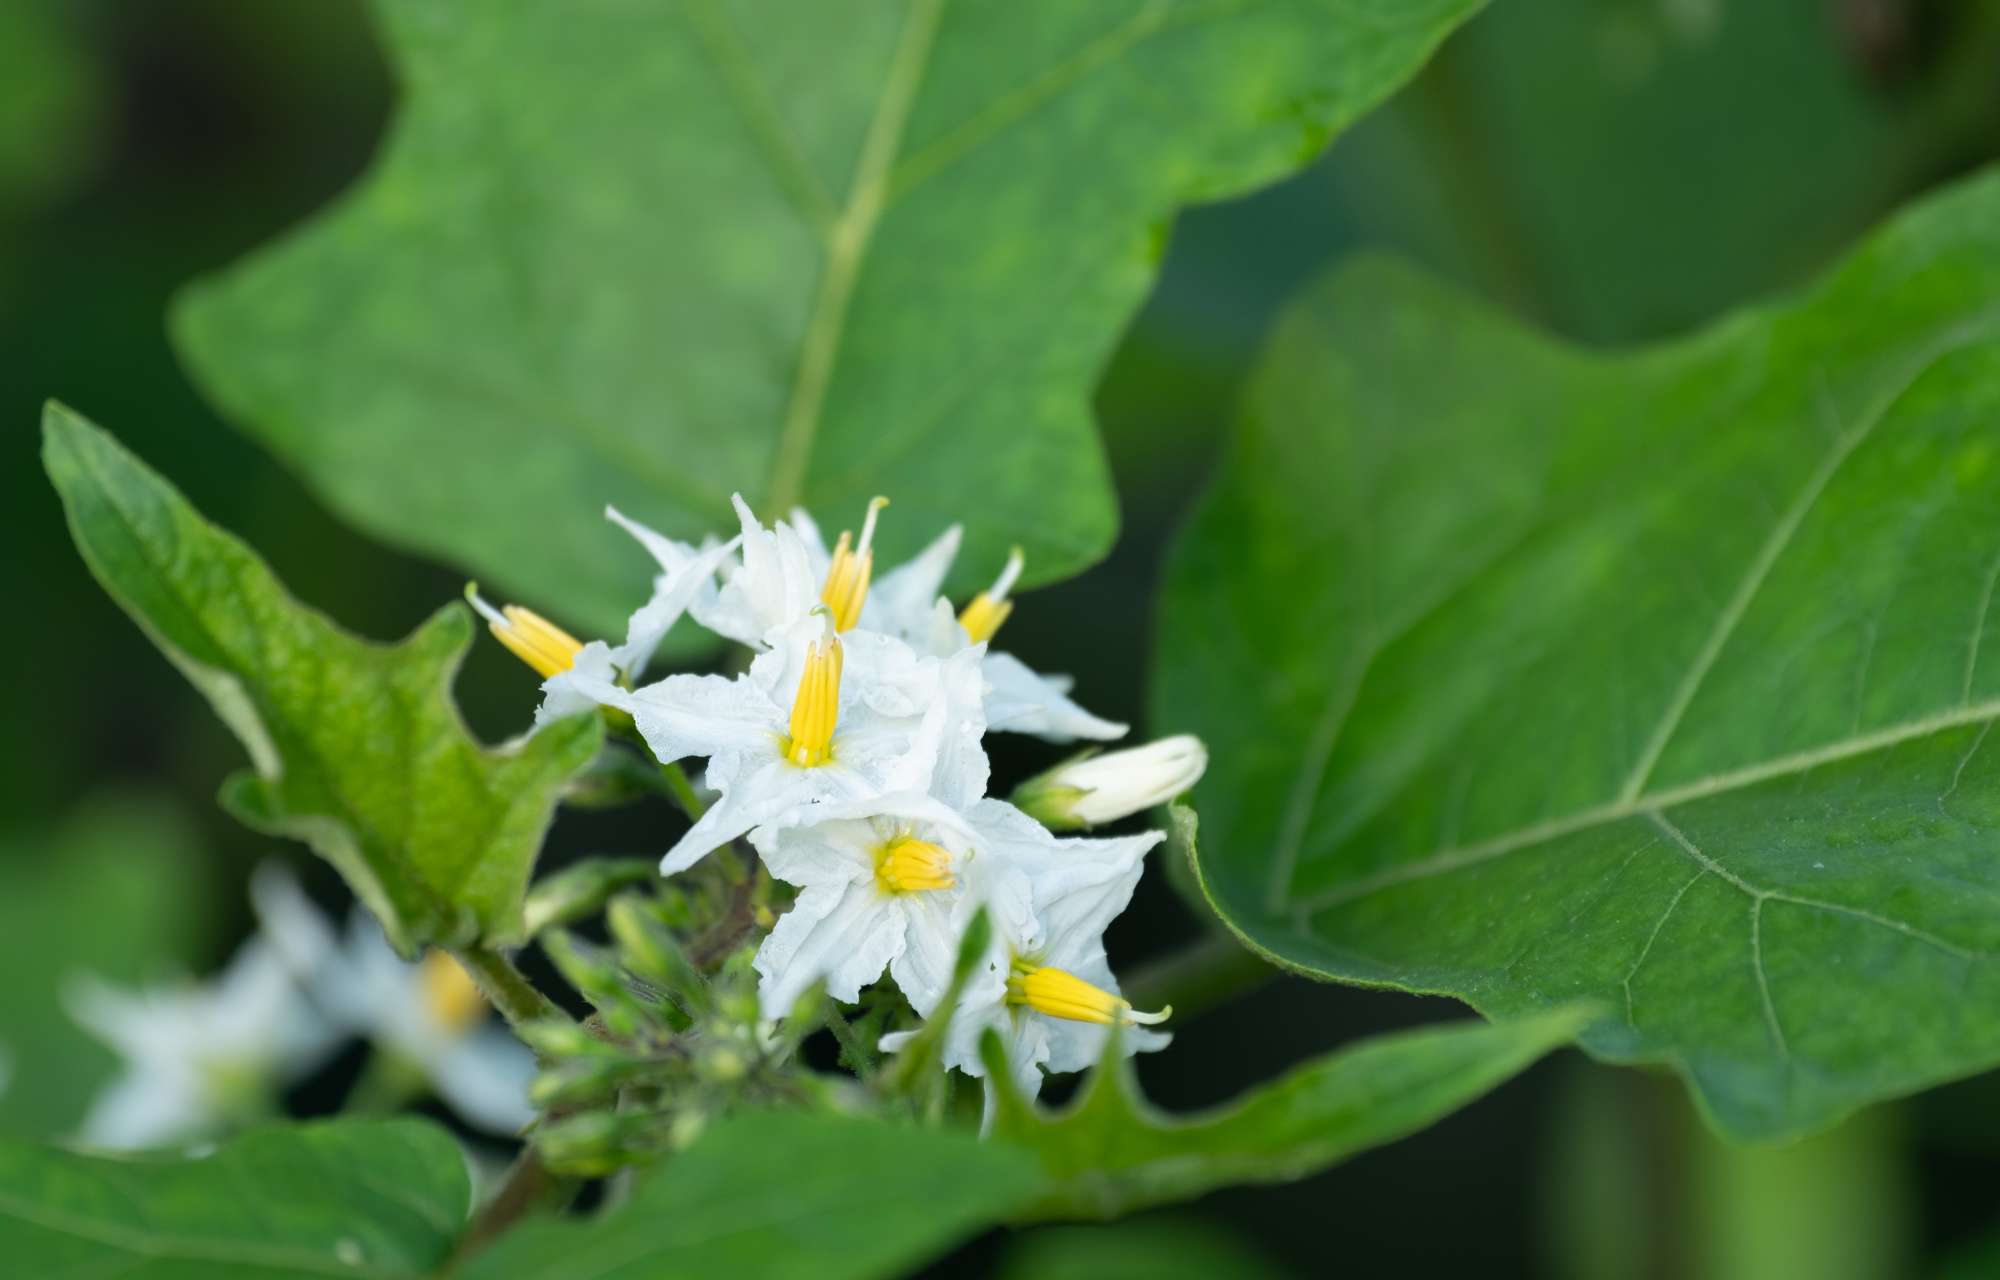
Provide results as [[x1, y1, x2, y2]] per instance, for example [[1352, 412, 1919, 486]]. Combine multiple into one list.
[[5, 2, 2000, 1275]]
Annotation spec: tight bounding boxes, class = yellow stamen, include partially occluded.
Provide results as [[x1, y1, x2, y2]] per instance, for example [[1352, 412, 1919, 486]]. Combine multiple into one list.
[[466, 585, 583, 679], [419, 952, 488, 1034], [958, 546, 1024, 644], [875, 835, 956, 894], [1005, 961, 1170, 1027], [782, 624, 843, 767], [819, 496, 889, 631]]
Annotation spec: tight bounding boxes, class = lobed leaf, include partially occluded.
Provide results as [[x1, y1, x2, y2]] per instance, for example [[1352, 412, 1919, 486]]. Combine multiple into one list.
[[1157, 168, 2000, 1139], [42, 403, 600, 952], [987, 1006, 1586, 1219], [173, 0, 1482, 635]]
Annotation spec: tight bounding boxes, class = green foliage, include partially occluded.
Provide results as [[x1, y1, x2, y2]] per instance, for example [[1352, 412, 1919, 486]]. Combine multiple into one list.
[[462, 1111, 1040, 1279], [0, 1119, 469, 1278], [41, 404, 600, 952], [987, 1006, 1588, 1220], [997, 1219, 1291, 1280], [1158, 167, 2000, 1139], [0, 794, 208, 1138], [173, 0, 1482, 635]]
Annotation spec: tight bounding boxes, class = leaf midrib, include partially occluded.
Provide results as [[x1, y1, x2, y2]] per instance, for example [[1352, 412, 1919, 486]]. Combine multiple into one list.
[[1291, 694, 2000, 916]]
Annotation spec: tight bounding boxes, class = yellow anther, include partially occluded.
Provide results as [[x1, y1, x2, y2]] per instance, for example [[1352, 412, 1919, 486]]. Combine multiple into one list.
[[958, 546, 1024, 644], [466, 585, 583, 679], [820, 496, 889, 631], [1005, 961, 1170, 1027], [782, 623, 843, 767], [418, 951, 488, 1035], [875, 835, 956, 894]]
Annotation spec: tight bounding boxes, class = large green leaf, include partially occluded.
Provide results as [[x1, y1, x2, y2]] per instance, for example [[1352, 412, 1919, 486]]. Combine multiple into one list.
[[988, 1006, 1586, 1219], [1156, 167, 2000, 1139], [172, 0, 1481, 635], [462, 1111, 1039, 1279], [42, 403, 600, 952], [0, 1118, 469, 1278], [0, 794, 208, 1139]]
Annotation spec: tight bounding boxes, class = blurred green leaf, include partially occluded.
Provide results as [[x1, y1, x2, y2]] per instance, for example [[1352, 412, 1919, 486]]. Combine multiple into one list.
[[1158, 168, 2000, 1140], [0, 794, 208, 1139], [988, 1006, 1586, 1220], [174, 0, 1482, 635], [0, 1118, 468, 1278], [0, 2, 100, 220], [998, 1219, 1293, 1280], [41, 403, 601, 952], [462, 1111, 1039, 1279]]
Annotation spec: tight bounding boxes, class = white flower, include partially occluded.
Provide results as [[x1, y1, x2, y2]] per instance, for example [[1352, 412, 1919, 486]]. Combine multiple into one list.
[[750, 792, 1040, 1019], [789, 516, 1126, 744], [252, 866, 536, 1134], [66, 937, 338, 1149], [577, 611, 989, 874], [1013, 735, 1209, 830], [469, 508, 740, 727], [687, 493, 824, 648], [880, 805, 1167, 1113]]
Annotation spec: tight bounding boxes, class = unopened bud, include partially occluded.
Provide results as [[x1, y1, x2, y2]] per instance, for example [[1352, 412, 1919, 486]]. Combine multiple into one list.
[[1012, 735, 1208, 830]]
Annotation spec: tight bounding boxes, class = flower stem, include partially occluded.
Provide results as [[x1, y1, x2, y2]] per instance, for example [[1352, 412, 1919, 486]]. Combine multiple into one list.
[[455, 944, 566, 1030], [446, 1147, 573, 1269], [658, 761, 707, 819]]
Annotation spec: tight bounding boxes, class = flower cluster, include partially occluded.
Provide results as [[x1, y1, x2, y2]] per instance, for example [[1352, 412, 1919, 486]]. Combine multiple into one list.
[[476, 495, 1206, 1113]]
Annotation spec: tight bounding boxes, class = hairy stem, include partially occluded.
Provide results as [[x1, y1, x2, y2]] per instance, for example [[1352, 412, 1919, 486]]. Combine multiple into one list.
[[658, 760, 708, 819], [456, 944, 567, 1029]]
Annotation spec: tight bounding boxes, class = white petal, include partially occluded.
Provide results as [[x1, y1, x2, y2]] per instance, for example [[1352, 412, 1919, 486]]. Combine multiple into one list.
[[606, 530, 742, 679], [248, 863, 339, 981], [614, 672, 780, 766], [862, 524, 962, 641], [753, 880, 904, 1016], [695, 495, 819, 648], [660, 758, 820, 873], [76, 1070, 207, 1150], [431, 1030, 537, 1133], [982, 650, 1127, 742], [751, 817, 879, 890]]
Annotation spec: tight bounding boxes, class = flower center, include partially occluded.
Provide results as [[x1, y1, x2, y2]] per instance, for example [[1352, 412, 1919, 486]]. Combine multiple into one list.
[[1005, 959, 1170, 1027], [875, 834, 956, 894], [958, 546, 1024, 644], [466, 585, 583, 679], [820, 496, 888, 632], [782, 625, 843, 767], [419, 951, 488, 1034]]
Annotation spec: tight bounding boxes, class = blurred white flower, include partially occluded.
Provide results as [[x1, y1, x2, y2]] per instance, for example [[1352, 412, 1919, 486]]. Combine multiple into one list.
[[66, 936, 338, 1150], [252, 865, 536, 1133]]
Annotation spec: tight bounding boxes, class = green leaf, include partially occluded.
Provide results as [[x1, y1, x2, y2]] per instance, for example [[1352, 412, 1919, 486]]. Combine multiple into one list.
[[0, 1118, 469, 1278], [0, 793, 209, 1139], [461, 1111, 1040, 1280], [997, 1219, 1292, 1280], [1156, 167, 2000, 1139], [173, 0, 1481, 635], [988, 1006, 1587, 1220], [41, 403, 601, 952]]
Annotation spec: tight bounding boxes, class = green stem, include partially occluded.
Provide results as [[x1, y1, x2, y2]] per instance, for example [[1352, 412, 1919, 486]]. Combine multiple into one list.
[[455, 945, 566, 1030], [658, 761, 707, 820], [824, 1007, 876, 1076], [445, 1147, 574, 1270], [1123, 932, 1273, 1022]]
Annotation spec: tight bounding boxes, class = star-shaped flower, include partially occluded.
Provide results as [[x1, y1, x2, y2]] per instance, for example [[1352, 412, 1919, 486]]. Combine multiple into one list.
[[880, 804, 1167, 1113], [579, 610, 989, 874], [750, 792, 1039, 1019]]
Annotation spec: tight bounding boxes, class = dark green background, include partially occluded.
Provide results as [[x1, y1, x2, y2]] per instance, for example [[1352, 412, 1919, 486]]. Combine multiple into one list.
[[5, 2, 1999, 1275]]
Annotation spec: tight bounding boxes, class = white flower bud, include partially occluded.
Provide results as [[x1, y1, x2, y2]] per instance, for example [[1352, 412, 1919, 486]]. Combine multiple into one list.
[[1013, 735, 1208, 830]]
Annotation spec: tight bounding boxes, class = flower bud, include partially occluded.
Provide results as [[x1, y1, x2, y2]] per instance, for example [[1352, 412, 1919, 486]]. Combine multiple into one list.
[[1012, 735, 1208, 830]]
